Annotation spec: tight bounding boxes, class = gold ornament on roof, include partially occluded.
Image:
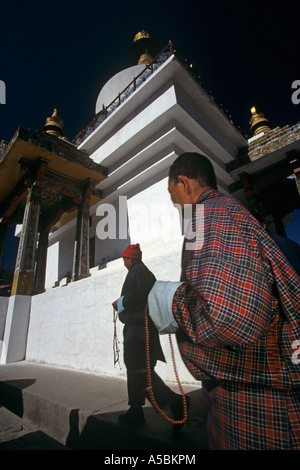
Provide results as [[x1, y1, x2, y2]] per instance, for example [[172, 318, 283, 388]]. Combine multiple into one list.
[[133, 30, 152, 43], [42, 108, 64, 138], [130, 30, 160, 65], [137, 53, 153, 64], [249, 107, 272, 136]]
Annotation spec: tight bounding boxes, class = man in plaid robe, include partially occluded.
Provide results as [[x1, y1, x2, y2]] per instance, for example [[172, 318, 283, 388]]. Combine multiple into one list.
[[148, 152, 300, 450]]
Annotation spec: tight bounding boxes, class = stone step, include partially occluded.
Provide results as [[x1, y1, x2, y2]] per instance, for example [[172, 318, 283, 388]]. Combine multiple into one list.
[[0, 361, 209, 450]]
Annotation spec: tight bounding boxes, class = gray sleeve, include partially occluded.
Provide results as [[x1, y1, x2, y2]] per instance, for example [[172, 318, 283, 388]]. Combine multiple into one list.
[[147, 280, 184, 334]]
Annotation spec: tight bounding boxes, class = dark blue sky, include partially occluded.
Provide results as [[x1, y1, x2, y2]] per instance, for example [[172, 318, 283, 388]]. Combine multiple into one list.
[[1, 0, 299, 144], [0, 0, 299, 265]]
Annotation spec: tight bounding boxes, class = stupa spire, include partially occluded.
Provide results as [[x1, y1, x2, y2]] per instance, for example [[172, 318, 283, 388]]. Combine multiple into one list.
[[130, 30, 161, 65], [249, 107, 272, 136], [42, 108, 64, 138]]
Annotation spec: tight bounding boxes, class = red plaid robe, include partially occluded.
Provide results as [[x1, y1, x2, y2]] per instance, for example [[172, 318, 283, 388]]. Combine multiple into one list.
[[172, 189, 300, 449]]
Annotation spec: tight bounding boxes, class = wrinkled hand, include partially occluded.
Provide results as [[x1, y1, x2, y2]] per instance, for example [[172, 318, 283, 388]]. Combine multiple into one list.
[[112, 300, 118, 311]]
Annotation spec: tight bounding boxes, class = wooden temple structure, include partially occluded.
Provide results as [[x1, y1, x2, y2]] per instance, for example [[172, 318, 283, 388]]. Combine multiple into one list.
[[0, 110, 107, 297]]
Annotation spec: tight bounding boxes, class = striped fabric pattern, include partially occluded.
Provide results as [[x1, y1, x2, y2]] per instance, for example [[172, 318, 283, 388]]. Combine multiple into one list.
[[172, 189, 300, 449], [203, 382, 300, 449]]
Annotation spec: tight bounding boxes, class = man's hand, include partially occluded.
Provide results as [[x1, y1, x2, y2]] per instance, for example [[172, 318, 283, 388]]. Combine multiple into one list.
[[112, 300, 118, 311]]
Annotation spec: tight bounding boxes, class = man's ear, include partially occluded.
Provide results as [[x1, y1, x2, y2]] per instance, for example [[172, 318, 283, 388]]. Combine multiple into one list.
[[178, 175, 191, 194]]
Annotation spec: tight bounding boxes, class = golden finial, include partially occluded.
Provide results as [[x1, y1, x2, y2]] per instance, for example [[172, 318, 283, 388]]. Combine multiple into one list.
[[42, 108, 64, 138], [137, 53, 153, 64], [130, 30, 161, 65], [249, 107, 272, 136], [133, 30, 152, 43]]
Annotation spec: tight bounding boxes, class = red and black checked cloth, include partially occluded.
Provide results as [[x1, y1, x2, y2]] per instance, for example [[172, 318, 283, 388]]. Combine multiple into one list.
[[172, 189, 300, 449]]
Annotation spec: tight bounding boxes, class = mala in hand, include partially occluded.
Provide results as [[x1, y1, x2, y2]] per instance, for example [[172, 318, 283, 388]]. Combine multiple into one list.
[[113, 307, 121, 368], [144, 304, 188, 425]]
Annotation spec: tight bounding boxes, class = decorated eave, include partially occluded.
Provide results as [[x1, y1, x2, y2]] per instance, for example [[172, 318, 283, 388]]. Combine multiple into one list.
[[0, 127, 107, 228], [226, 122, 300, 174], [248, 123, 300, 162], [225, 120, 300, 202]]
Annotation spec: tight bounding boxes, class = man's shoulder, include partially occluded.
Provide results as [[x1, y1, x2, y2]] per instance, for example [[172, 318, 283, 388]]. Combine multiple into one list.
[[199, 191, 258, 235], [200, 190, 243, 214], [200, 190, 232, 206], [130, 260, 144, 270], [131, 260, 154, 275], [126, 261, 156, 287]]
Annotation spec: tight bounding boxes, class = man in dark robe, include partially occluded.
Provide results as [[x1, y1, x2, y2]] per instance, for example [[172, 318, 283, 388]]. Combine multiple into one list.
[[113, 243, 187, 428]]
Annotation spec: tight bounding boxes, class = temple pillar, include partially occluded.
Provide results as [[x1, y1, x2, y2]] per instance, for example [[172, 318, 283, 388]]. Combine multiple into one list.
[[72, 179, 95, 282], [34, 227, 50, 294], [72, 202, 90, 281], [1, 173, 43, 363], [11, 185, 41, 296]]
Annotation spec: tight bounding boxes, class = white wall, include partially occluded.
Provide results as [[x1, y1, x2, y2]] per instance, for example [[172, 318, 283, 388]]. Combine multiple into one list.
[[45, 174, 182, 285], [126, 176, 182, 250], [1, 295, 31, 363], [93, 196, 130, 266], [0, 297, 9, 357], [45, 241, 59, 289], [26, 238, 196, 384], [27, 258, 126, 375], [26, 174, 196, 382], [45, 223, 76, 289]]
